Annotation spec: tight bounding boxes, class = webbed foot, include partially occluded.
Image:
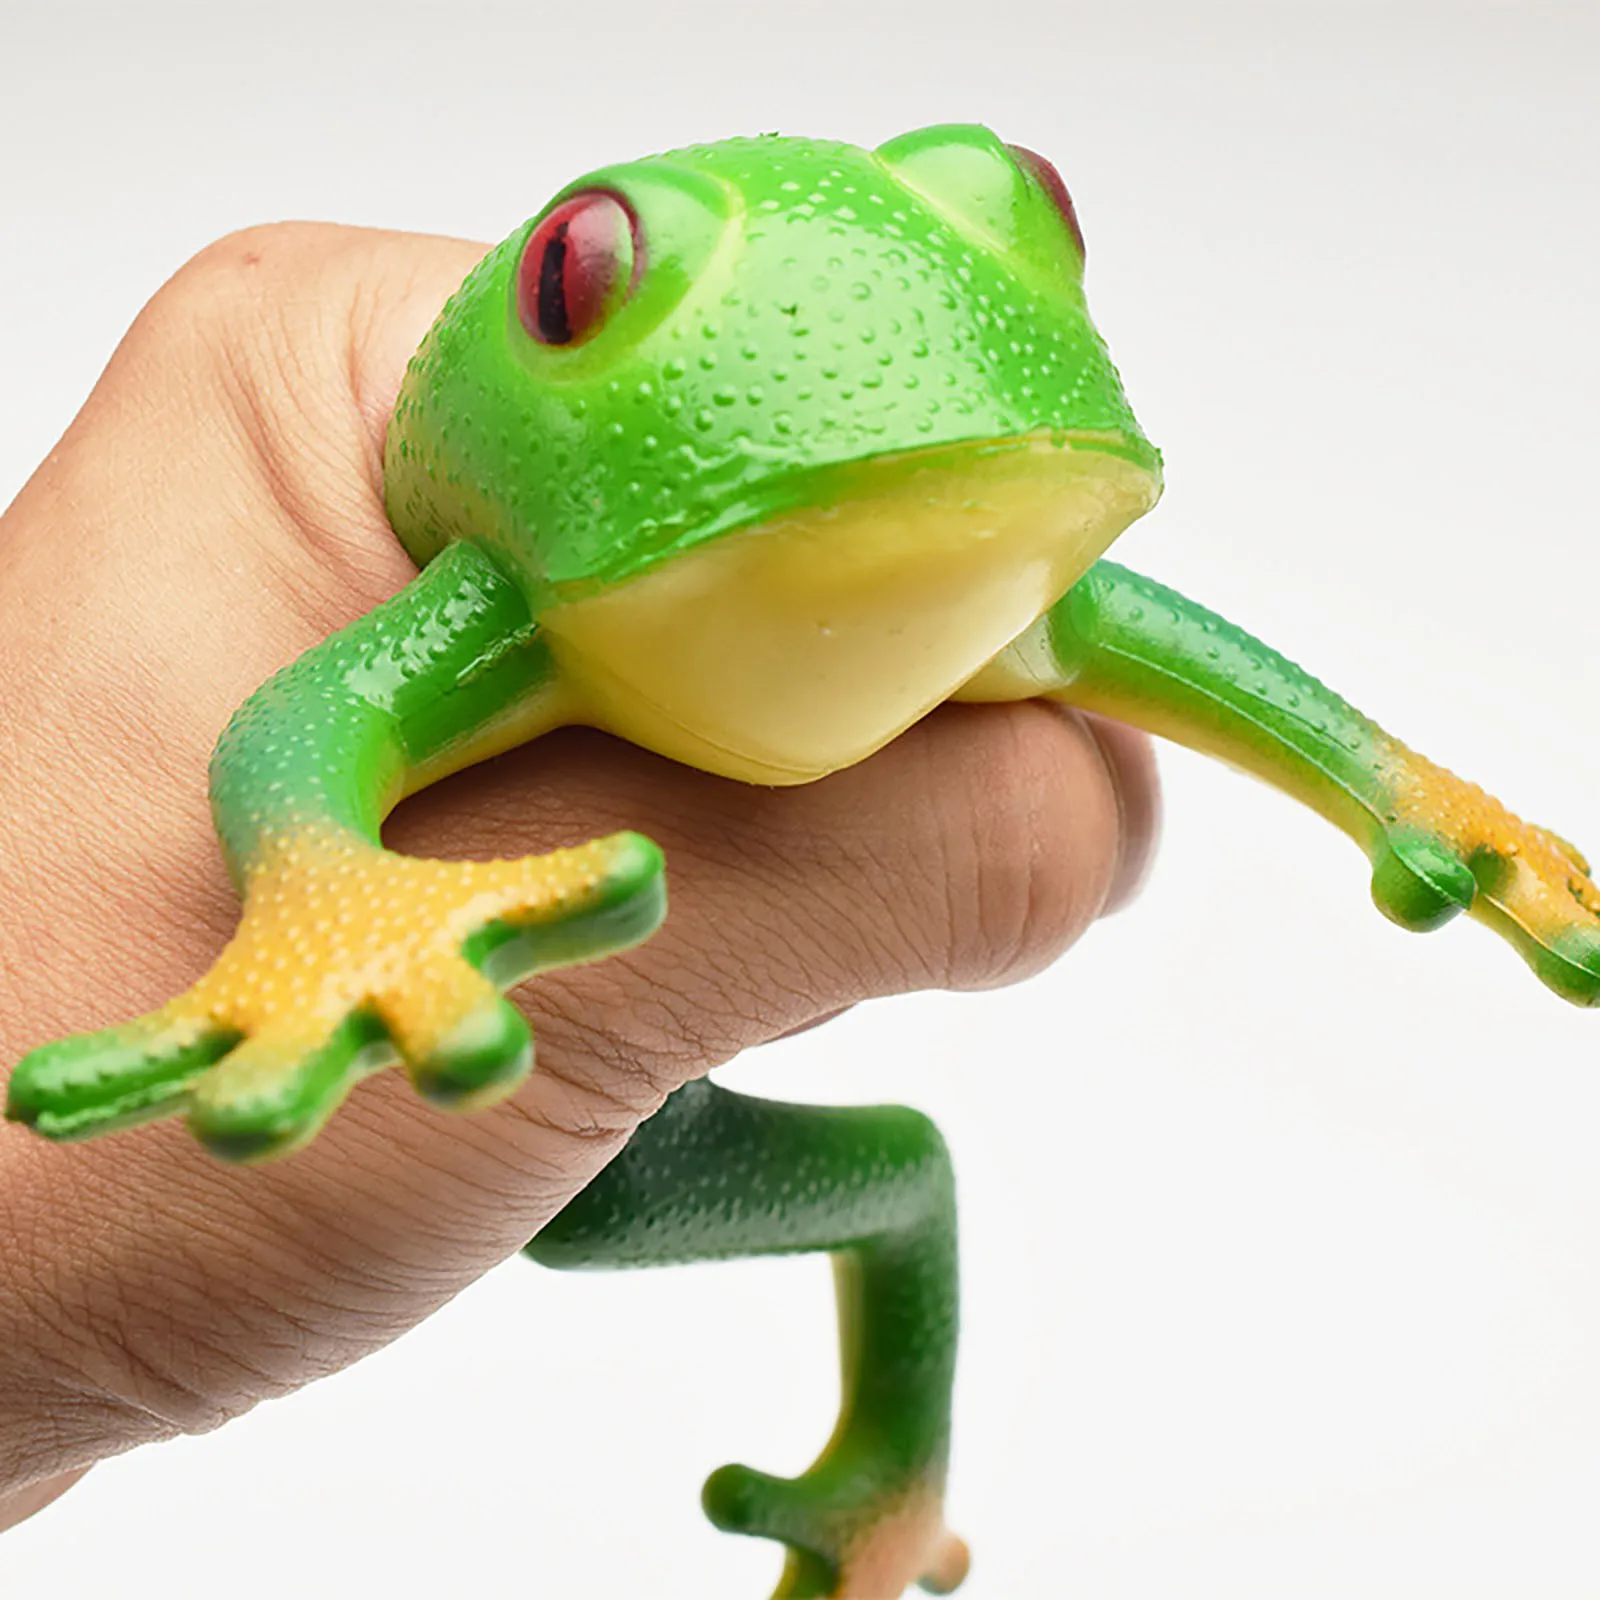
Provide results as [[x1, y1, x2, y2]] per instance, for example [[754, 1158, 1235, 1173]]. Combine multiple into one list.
[[6, 828, 664, 1158], [705, 1460, 969, 1599], [1370, 744, 1600, 1003]]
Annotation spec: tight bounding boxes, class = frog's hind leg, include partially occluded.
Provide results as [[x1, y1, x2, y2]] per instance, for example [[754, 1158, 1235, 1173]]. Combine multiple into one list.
[[527, 1079, 969, 1600]]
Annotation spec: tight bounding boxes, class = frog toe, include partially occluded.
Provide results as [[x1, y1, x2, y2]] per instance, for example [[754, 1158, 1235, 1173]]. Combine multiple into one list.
[[185, 1014, 387, 1162], [1530, 925, 1600, 1007], [705, 1462, 967, 1599], [381, 965, 534, 1108], [6, 1012, 237, 1142], [702, 1461, 789, 1547], [1370, 828, 1478, 932]]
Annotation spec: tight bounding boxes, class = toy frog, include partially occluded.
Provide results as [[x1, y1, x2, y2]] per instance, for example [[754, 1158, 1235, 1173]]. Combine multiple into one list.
[[8, 125, 1599, 1599]]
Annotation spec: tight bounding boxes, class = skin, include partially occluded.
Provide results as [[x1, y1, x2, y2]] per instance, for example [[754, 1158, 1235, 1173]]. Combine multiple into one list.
[[0, 216, 1153, 1551], [6, 127, 1598, 1596]]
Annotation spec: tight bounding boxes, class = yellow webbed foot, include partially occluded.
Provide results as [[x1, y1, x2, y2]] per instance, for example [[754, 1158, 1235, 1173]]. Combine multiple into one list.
[[7, 829, 664, 1159], [1370, 742, 1600, 1004]]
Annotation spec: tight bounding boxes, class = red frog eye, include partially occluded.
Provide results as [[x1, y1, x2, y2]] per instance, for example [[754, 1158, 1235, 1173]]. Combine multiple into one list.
[[517, 190, 638, 346], [1007, 145, 1086, 262]]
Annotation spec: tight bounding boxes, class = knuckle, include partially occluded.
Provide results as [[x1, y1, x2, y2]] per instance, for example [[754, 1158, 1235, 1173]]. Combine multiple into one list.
[[934, 702, 1123, 990], [94, 227, 335, 486], [154, 223, 328, 319], [135, 223, 313, 363], [129, 225, 361, 450], [124, 223, 405, 610]]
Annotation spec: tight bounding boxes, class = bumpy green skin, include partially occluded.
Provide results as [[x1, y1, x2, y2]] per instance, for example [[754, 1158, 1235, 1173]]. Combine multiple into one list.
[[210, 541, 556, 868], [384, 127, 1148, 600], [8, 125, 1598, 1599], [531, 1081, 961, 1598], [1028, 564, 1600, 997]]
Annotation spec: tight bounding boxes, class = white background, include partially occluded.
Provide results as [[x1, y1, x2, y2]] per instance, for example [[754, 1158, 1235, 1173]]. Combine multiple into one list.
[[3, 2, 1599, 1596]]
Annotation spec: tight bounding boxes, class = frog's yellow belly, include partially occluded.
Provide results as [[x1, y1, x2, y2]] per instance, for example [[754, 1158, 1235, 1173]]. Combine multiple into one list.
[[541, 432, 1160, 785]]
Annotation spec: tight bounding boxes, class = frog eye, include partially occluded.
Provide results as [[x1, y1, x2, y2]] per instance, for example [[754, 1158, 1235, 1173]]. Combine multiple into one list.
[[517, 190, 638, 347], [1007, 145, 1086, 261]]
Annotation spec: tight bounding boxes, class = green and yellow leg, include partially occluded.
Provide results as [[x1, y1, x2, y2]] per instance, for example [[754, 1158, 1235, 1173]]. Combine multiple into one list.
[[528, 1079, 969, 1600], [961, 559, 1600, 1001], [6, 542, 666, 1158]]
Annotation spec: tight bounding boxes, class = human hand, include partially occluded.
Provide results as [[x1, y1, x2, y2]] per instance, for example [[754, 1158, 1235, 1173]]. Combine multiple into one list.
[[0, 223, 1158, 1526]]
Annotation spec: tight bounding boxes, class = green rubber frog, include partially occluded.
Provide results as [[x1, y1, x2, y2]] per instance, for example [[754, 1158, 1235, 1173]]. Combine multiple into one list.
[[9, 125, 1600, 1599]]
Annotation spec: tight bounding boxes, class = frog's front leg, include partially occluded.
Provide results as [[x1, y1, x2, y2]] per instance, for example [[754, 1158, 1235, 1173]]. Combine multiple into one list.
[[5, 541, 665, 1158], [528, 1080, 969, 1600], [961, 560, 1600, 1001]]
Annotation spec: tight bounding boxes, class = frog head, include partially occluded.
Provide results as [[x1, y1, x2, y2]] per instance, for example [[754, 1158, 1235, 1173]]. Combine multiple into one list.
[[385, 125, 1161, 782]]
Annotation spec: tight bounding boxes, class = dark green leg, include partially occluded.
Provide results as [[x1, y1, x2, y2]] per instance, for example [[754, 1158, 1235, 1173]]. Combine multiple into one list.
[[960, 559, 1600, 1004], [528, 1080, 970, 1600]]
